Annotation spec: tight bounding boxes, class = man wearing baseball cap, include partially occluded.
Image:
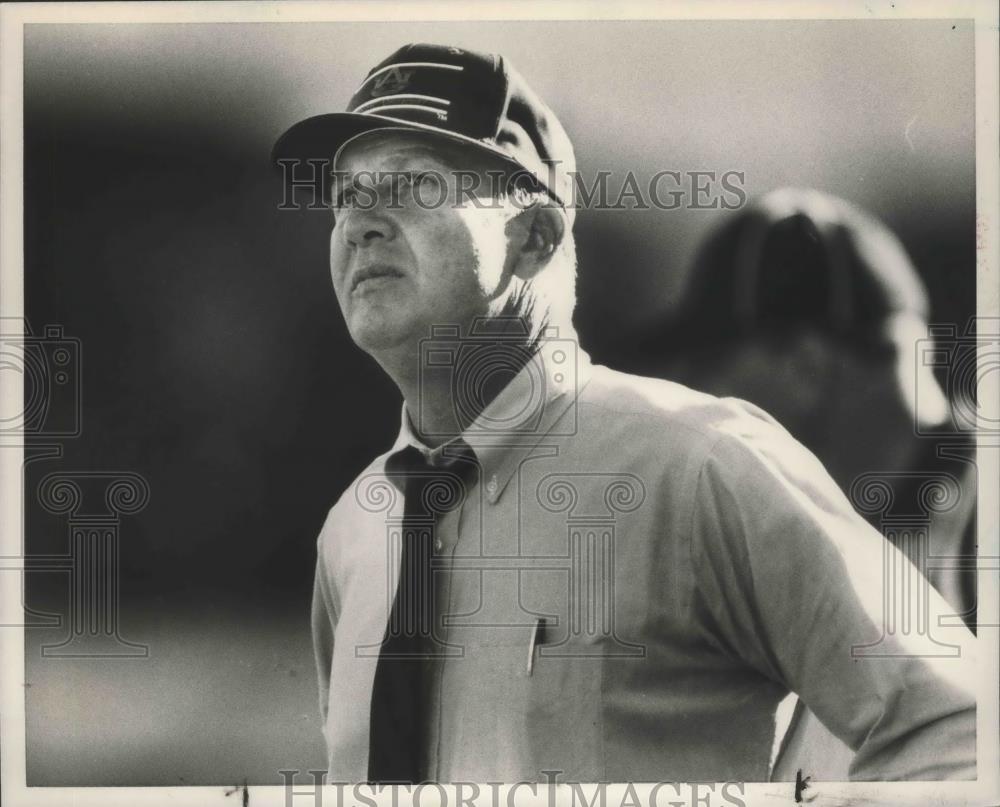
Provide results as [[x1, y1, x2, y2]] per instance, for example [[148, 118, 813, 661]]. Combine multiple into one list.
[[663, 187, 954, 489], [275, 44, 975, 784]]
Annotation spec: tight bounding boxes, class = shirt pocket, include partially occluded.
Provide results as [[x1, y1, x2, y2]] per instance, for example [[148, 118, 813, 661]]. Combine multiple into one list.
[[528, 633, 605, 705], [436, 638, 604, 781], [524, 631, 607, 778]]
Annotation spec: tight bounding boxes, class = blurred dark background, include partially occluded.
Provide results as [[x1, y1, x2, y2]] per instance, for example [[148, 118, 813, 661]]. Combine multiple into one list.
[[21, 20, 974, 784]]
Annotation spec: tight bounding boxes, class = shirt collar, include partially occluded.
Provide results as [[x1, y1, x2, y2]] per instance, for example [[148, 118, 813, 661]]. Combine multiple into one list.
[[386, 339, 593, 503]]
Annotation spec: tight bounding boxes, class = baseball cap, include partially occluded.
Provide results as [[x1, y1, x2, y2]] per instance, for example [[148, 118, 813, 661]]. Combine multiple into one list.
[[679, 187, 930, 346], [272, 43, 576, 214], [676, 187, 948, 425]]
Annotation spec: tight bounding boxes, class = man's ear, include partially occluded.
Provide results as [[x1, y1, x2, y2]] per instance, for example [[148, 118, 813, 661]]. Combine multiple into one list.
[[783, 328, 835, 406], [508, 204, 565, 281]]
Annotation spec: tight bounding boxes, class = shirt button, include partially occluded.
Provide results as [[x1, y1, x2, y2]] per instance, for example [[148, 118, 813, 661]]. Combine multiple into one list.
[[486, 474, 498, 496]]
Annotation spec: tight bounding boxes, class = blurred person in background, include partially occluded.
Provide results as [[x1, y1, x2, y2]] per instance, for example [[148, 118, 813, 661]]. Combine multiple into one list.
[[660, 187, 977, 781]]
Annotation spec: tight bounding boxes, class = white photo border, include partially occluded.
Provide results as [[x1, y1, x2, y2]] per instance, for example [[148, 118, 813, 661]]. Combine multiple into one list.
[[1, 1, 997, 806]]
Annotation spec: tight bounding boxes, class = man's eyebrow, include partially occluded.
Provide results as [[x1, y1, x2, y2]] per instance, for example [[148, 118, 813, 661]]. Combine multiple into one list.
[[330, 171, 369, 207], [330, 171, 353, 199], [329, 166, 429, 208]]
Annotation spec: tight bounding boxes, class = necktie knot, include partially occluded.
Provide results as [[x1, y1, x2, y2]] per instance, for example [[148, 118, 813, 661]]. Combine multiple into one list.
[[387, 443, 480, 516]]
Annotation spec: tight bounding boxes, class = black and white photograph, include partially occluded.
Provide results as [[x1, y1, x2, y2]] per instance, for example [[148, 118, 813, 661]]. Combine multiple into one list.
[[1, 2, 998, 806]]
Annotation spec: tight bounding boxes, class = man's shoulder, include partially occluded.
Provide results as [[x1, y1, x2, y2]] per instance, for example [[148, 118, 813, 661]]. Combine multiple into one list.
[[576, 363, 788, 450], [319, 449, 396, 535]]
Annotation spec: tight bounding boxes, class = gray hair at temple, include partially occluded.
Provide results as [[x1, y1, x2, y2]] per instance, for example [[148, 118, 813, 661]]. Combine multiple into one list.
[[499, 186, 578, 346]]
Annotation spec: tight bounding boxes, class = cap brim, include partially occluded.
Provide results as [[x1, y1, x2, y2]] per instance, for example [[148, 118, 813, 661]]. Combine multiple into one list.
[[876, 311, 950, 430], [273, 112, 522, 174], [271, 112, 555, 202]]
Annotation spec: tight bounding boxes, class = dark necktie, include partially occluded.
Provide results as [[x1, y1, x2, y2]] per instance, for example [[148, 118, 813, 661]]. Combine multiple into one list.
[[367, 444, 477, 784]]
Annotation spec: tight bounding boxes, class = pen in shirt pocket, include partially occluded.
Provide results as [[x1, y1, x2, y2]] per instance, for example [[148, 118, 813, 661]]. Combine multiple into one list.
[[527, 617, 547, 676]]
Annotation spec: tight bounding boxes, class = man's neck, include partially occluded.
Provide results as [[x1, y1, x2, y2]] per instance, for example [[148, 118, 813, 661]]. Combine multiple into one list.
[[373, 325, 539, 449]]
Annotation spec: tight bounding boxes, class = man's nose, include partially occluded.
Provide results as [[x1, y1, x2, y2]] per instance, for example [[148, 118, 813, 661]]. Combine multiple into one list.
[[341, 207, 395, 248]]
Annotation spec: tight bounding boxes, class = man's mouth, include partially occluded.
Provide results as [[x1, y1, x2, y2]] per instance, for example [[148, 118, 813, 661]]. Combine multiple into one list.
[[351, 264, 404, 293]]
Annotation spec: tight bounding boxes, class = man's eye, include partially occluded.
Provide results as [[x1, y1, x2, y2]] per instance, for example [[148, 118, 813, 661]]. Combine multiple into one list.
[[409, 172, 443, 198], [391, 173, 420, 196], [336, 185, 358, 209]]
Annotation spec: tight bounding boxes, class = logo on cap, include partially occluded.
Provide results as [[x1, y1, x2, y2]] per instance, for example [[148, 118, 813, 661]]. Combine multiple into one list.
[[371, 67, 414, 97]]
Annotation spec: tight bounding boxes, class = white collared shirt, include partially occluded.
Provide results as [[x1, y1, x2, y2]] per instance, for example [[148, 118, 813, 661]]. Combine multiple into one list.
[[311, 348, 976, 782]]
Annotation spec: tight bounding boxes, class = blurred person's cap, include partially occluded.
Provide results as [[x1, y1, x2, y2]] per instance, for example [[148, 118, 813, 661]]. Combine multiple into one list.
[[679, 187, 948, 427], [272, 43, 576, 216]]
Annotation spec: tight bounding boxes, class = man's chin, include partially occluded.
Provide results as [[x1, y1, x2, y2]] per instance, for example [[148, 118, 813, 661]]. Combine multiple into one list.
[[347, 319, 412, 353]]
